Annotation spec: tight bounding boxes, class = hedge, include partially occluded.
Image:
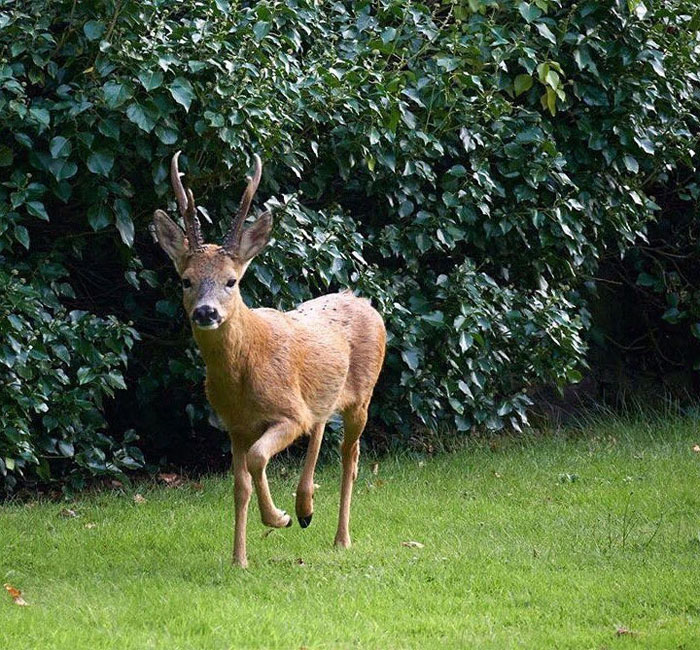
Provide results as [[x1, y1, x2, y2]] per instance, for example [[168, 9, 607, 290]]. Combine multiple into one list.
[[1, 0, 698, 490]]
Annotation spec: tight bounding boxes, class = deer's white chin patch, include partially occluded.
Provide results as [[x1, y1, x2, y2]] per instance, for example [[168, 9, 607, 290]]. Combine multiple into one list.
[[193, 321, 221, 331]]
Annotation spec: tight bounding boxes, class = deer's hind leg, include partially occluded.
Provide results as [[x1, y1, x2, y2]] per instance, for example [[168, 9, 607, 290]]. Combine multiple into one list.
[[295, 421, 325, 528], [334, 404, 368, 549], [247, 419, 302, 529]]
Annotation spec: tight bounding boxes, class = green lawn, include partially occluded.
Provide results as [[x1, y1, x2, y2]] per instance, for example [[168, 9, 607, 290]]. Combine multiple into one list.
[[2, 415, 699, 649]]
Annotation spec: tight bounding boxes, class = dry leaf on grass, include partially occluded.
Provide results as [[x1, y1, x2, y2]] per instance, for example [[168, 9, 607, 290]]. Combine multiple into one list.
[[371, 462, 379, 475], [84, 522, 97, 529], [401, 541, 425, 549], [692, 444, 700, 453], [4, 583, 29, 606], [158, 472, 185, 487], [295, 557, 306, 566], [133, 493, 147, 504], [191, 482, 204, 491], [615, 626, 636, 637], [59, 508, 77, 518]]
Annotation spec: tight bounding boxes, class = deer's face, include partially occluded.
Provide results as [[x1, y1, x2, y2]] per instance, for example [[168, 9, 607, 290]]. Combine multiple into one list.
[[180, 247, 242, 330], [152, 152, 272, 332]]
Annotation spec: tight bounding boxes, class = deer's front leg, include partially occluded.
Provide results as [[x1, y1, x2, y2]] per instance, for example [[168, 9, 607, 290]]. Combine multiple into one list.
[[232, 442, 252, 568], [295, 421, 325, 528], [247, 420, 301, 528]]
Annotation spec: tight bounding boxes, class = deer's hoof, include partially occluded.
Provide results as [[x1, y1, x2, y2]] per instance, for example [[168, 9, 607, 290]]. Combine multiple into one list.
[[298, 513, 313, 528], [283, 511, 293, 527]]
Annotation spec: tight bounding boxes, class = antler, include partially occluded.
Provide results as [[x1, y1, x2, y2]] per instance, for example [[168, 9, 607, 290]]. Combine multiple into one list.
[[221, 154, 262, 254], [170, 151, 203, 252]]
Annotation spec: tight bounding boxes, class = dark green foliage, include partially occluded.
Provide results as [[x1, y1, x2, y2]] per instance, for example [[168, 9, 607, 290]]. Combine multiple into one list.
[[0, 267, 140, 491], [1, 0, 698, 490]]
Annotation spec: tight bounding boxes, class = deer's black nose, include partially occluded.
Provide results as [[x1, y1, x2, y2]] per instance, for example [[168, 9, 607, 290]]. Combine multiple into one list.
[[192, 305, 220, 326]]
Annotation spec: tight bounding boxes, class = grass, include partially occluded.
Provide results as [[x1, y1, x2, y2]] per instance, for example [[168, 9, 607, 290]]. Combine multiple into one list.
[[2, 414, 700, 649]]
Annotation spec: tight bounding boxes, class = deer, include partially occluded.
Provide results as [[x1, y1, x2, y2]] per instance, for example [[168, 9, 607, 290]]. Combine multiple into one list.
[[152, 151, 386, 568]]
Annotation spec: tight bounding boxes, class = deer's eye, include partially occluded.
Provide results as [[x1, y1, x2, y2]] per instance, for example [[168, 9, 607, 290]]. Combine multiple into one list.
[[226, 278, 237, 288], [182, 278, 192, 289]]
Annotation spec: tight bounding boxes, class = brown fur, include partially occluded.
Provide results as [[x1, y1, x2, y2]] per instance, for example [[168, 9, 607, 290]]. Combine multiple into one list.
[[155, 226, 385, 567]]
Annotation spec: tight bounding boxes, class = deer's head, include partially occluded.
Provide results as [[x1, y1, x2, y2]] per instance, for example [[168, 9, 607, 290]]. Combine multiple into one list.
[[153, 152, 271, 330]]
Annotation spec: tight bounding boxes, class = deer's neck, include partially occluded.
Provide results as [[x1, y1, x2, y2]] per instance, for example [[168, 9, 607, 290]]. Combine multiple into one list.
[[193, 303, 267, 380]]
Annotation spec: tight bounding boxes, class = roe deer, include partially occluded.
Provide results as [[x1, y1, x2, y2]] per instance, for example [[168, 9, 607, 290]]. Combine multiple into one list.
[[152, 152, 386, 567]]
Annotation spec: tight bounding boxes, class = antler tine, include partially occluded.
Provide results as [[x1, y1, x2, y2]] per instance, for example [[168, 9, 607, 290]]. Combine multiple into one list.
[[222, 154, 262, 253], [170, 151, 203, 252]]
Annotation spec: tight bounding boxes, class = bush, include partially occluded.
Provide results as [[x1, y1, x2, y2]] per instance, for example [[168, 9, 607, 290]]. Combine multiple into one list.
[[1, 0, 698, 489], [0, 266, 140, 491]]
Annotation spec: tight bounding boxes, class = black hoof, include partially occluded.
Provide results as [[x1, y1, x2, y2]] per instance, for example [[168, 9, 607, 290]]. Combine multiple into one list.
[[298, 514, 313, 529]]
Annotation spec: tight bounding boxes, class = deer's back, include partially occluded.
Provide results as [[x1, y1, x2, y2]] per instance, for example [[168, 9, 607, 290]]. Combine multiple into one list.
[[258, 291, 385, 417]]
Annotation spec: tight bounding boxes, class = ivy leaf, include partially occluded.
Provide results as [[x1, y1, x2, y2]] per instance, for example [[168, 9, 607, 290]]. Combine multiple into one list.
[[83, 20, 105, 40], [536, 23, 556, 45], [14, 225, 29, 249], [49, 159, 78, 181], [623, 154, 639, 173], [29, 107, 50, 128], [155, 125, 179, 145], [102, 81, 133, 108], [126, 104, 156, 132], [26, 201, 49, 221], [169, 77, 194, 112], [87, 151, 115, 176], [87, 204, 111, 231], [138, 69, 164, 91], [514, 74, 533, 96], [49, 136, 71, 159], [519, 2, 542, 23], [114, 199, 134, 247], [401, 349, 420, 371]]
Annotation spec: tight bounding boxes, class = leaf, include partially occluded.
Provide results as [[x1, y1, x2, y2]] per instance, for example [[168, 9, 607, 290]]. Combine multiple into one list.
[[133, 493, 147, 504], [102, 81, 132, 108], [87, 204, 111, 231], [623, 154, 639, 173], [83, 20, 105, 40], [14, 225, 29, 249], [114, 199, 134, 246], [49, 159, 78, 181], [253, 21, 271, 41], [401, 541, 425, 548], [636, 272, 655, 286], [169, 77, 195, 112], [49, 136, 71, 159], [138, 69, 164, 91], [536, 23, 556, 44], [4, 584, 29, 607], [371, 462, 379, 475], [57, 441, 74, 457], [59, 508, 77, 518], [87, 151, 114, 176], [126, 104, 156, 132], [26, 201, 49, 221], [29, 107, 50, 127], [518, 2, 542, 22], [401, 349, 419, 371], [692, 444, 700, 453], [158, 472, 184, 487], [615, 626, 636, 637], [0, 144, 13, 167], [514, 74, 533, 96], [155, 125, 179, 145]]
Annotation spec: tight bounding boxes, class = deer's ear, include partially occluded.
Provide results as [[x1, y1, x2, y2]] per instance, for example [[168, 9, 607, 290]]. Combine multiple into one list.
[[237, 212, 272, 264], [153, 209, 188, 273]]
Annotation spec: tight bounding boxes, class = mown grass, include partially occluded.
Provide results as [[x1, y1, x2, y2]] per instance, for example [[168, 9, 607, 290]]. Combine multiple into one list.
[[2, 414, 700, 649]]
